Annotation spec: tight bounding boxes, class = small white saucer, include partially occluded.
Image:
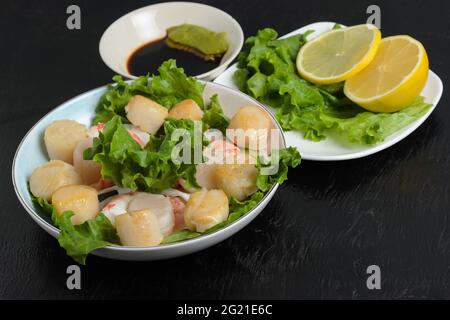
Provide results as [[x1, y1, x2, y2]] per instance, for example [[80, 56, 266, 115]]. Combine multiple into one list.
[[99, 2, 244, 81]]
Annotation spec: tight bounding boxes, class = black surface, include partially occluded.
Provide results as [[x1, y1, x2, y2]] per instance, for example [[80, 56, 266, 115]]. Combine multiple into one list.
[[1, 0, 449, 299]]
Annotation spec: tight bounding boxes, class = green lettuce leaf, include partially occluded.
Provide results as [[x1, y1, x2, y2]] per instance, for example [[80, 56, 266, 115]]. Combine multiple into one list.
[[94, 60, 205, 124], [320, 96, 432, 144], [150, 59, 205, 109], [31, 194, 58, 223], [202, 94, 230, 133], [94, 75, 152, 124], [161, 230, 201, 244], [256, 147, 301, 192], [86, 115, 202, 193], [31, 194, 119, 265], [57, 212, 120, 265], [234, 27, 432, 145]]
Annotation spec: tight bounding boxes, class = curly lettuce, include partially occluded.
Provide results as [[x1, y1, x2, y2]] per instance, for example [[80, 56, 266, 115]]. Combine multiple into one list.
[[202, 94, 230, 133], [31, 195, 119, 265], [234, 28, 432, 144], [94, 59, 205, 124], [85, 115, 203, 193], [256, 147, 301, 192]]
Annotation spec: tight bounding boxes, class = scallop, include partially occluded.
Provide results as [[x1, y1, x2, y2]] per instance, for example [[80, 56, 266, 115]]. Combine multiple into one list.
[[29, 160, 82, 201], [196, 139, 241, 190], [44, 120, 88, 164], [227, 105, 274, 150], [125, 95, 168, 134], [51, 185, 99, 225], [184, 189, 229, 232], [214, 152, 258, 201], [168, 99, 204, 121], [195, 163, 217, 190], [127, 193, 174, 236], [115, 209, 163, 246], [73, 137, 102, 185]]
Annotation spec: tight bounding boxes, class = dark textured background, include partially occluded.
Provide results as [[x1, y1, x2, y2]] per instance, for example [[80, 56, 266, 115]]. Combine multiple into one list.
[[1, 0, 449, 299]]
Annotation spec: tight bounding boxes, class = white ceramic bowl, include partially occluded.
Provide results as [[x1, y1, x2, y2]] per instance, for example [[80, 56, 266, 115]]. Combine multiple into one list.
[[12, 81, 285, 261], [99, 2, 244, 81]]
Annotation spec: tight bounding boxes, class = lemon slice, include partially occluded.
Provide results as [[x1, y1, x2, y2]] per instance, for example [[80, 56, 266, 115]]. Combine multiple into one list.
[[296, 24, 381, 84], [344, 36, 429, 112]]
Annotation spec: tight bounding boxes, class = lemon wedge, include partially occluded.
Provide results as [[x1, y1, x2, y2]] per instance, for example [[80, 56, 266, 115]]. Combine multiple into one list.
[[344, 35, 428, 112], [296, 24, 381, 84]]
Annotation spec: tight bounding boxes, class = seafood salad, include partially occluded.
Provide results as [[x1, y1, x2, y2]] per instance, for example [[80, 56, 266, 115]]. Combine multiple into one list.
[[29, 60, 300, 264]]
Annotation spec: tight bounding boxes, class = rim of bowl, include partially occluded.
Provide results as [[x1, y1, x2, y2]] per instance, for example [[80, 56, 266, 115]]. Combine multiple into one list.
[[12, 80, 287, 252], [99, 1, 244, 80]]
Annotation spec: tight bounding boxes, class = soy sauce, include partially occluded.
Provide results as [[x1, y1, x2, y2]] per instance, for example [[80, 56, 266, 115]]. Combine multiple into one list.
[[127, 37, 220, 76]]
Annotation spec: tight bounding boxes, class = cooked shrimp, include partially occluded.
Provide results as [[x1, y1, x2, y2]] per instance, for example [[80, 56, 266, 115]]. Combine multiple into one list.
[[161, 188, 191, 202], [169, 196, 186, 231], [162, 189, 190, 230], [87, 122, 104, 138], [89, 122, 149, 148], [127, 193, 174, 236], [203, 139, 240, 164], [123, 124, 150, 148], [100, 193, 134, 226], [91, 178, 114, 191]]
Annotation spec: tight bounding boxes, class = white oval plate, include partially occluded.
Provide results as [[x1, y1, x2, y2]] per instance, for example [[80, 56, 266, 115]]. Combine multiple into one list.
[[214, 22, 444, 161]]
